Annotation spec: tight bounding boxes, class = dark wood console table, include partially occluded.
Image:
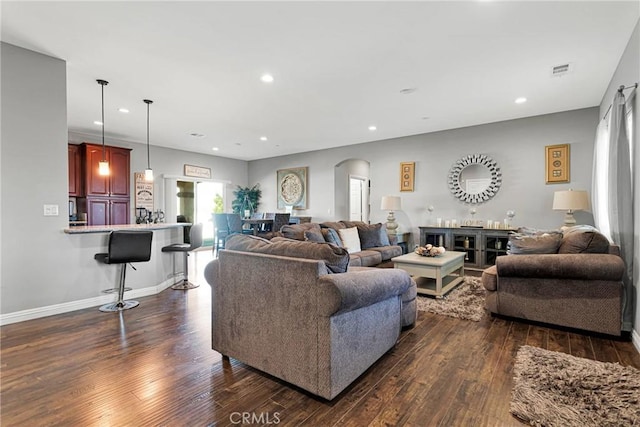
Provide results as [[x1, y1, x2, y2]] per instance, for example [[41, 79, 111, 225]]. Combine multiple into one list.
[[419, 226, 516, 271]]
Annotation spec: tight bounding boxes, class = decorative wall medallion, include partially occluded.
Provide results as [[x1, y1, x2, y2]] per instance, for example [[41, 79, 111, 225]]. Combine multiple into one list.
[[545, 143, 570, 183], [277, 167, 308, 209], [448, 154, 502, 204]]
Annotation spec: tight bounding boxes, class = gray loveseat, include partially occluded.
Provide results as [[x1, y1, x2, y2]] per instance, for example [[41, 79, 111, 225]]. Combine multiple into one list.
[[482, 226, 625, 336], [204, 234, 417, 399]]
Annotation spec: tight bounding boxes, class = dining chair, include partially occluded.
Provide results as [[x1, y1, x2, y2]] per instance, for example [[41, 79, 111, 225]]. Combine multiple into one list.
[[257, 213, 290, 239], [227, 213, 252, 235], [262, 212, 276, 231], [213, 213, 230, 254]]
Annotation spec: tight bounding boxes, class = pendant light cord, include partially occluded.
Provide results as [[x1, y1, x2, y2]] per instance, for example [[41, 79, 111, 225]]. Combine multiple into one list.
[[144, 99, 153, 169], [101, 83, 105, 159], [97, 79, 109, 160]]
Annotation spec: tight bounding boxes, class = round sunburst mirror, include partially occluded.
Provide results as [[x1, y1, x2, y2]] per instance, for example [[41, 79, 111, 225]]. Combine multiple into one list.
[[448, 154, 502, 204]]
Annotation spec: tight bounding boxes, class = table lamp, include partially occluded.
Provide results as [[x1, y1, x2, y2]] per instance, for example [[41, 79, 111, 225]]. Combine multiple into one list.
[[552, 189, 589, 226], [381, 195, 401, 235]]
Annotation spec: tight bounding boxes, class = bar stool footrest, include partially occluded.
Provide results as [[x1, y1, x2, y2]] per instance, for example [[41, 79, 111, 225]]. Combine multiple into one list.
[[102, 287, 132, 294]]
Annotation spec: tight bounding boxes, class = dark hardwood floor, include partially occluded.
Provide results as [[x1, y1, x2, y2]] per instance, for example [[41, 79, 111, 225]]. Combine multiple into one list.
[[2, 250, 639, 426]]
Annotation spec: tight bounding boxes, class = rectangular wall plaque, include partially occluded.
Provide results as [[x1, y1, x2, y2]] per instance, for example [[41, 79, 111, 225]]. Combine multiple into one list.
[[545, 144, 570, 184], [134, 172, 153, 211], [400, 162, 415, 192], [184, 164, 211, 179]]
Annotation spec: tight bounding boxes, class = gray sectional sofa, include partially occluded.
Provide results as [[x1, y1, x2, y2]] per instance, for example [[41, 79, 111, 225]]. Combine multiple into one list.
[[276, 220, 403, 267], [204, 234, 417, 399], [482, 225, 625, 336]]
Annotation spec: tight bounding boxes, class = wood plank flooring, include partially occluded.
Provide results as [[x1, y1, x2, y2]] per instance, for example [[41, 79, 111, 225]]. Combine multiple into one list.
[[2, 250, 639, 426]]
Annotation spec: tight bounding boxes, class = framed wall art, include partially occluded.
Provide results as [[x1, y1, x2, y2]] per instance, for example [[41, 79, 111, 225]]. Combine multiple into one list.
[[400, 162, 415, 192], [545, 144, 570, 184], [184, 164, 211, 179], [277, 166, 308, 209]]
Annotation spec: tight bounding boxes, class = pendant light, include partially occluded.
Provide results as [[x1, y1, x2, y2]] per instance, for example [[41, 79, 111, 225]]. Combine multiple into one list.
[[97, 79, 110, 176], [143, 99, 154, 181]]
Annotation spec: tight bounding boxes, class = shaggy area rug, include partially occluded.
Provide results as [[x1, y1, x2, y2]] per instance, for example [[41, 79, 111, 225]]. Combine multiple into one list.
[[415, 276, 486, 321], [511, 345, 640, 427]]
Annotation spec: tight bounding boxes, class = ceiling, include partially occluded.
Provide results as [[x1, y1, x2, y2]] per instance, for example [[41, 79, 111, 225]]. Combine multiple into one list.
[[2, 1, 638, 161]]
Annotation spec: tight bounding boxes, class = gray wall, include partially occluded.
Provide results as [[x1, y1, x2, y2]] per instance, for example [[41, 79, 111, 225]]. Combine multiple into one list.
[[1, 43, 70, 313], [598, 19, 639, 340], [250, 108, 598, 240]]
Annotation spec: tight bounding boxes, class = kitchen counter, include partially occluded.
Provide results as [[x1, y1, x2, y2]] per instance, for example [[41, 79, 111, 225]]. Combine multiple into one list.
[[64, 222, 189, 234]]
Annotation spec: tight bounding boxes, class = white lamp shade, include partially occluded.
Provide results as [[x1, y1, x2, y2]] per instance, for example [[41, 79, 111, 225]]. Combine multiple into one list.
[[552, 190, 589, 211], [145, 168, 154, 181], [381, 195, 401, 211]]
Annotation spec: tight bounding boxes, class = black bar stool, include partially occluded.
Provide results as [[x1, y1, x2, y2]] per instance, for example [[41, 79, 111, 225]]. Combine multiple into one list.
[[162, 223, 203, 290], [94, 230, 154, 312]]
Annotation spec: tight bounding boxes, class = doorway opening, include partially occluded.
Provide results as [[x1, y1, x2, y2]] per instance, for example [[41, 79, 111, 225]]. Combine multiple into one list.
[[349, 176, 368, 221], [176, 180, 225, 247]]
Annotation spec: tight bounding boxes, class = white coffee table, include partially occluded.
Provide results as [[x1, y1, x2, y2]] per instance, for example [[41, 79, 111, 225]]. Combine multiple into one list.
[[392, 251, 465, 298]]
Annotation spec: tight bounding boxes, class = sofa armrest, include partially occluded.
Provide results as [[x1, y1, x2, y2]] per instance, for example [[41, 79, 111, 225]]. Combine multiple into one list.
[[204, 259, 219, 286], [496, 254, 624, 281], [317, 269, 413, 316]]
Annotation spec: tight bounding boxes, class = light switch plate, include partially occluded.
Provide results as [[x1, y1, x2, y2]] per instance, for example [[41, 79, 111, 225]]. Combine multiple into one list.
[[43, 204, 59, 216]]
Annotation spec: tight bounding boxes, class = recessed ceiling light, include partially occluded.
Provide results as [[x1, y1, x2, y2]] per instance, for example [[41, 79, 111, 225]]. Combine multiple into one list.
[[94, 120, 103, 125], [260, 136, 268, 141], [400, 88, 417, 95], [260, 74, 274, 83], [212, 147, 219, 151], [515, 97, 527, 104], [368, 126, 377, 131], [189, 132, 206, 138], [421, 116, 430, 120], [118, 108, 129, 113], [235, 143, 242, 146]]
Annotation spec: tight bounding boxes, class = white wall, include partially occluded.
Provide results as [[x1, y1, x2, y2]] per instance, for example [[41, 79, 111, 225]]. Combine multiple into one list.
[[0, 43, 249, 319], [598, 19, 639, 342], [250, 108, 597, 238]]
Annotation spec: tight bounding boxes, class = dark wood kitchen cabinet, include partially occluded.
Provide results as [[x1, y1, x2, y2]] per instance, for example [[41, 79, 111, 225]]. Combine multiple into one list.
[[68, 144, 82, 196], [69, 142, 131, 226], [86, 197, 130, 226], [82, 143, 131, 198]]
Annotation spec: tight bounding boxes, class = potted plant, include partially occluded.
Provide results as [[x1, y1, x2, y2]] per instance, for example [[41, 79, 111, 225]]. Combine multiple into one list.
[[232, 184, 262, 217]]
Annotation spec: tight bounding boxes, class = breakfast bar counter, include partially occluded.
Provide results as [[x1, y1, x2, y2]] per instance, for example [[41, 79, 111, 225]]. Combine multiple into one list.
[[64, 222, 189, 234]]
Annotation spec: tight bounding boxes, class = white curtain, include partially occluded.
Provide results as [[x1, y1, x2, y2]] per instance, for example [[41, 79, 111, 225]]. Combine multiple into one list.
[[593, 89, 634, 331]]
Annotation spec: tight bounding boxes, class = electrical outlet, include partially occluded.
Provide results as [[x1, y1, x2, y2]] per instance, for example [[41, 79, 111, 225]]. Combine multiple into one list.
[[43, 204, 59, 216]]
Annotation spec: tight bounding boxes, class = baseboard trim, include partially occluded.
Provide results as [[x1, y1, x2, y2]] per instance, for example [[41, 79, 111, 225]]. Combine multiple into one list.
[[633, 329, 640, 355], [0, 276, 181, 326]]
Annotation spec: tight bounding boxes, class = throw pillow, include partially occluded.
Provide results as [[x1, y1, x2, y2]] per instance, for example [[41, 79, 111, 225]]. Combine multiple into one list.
[[378, 224, 391, 246], [321, 227, 343, 247], [558, 225, 610, 254], [304, 228, 325, 243], [319, 221, 346, 231], [507, 232, 563, 255], [356, 223, 388, 248], [338, 227, 361, 254], [280, 222, 322, 241]]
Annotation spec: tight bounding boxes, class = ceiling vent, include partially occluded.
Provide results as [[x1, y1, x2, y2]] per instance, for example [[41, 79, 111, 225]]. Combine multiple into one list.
[[551, 63, 572, 77]]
